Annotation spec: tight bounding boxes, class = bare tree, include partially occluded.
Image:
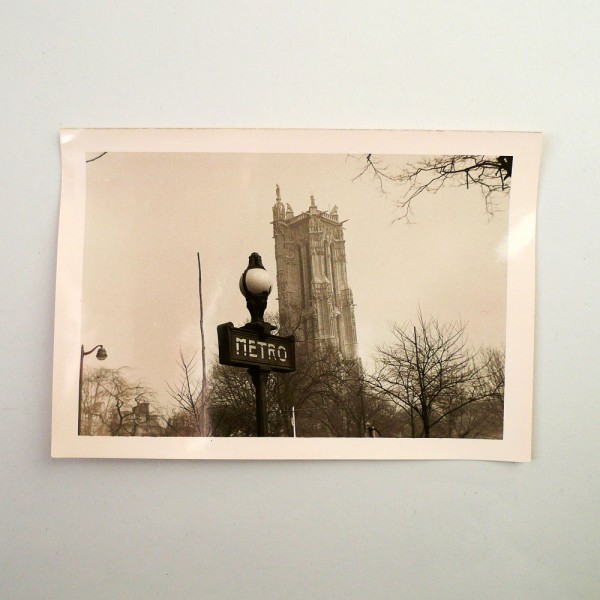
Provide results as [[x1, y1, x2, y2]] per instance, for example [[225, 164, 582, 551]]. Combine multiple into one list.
[[285, 345, 402, 438], [86, 152, 107, 163], [207, 336, 403, 438], [208, 361, 291, 436], [165, 351, 210, 436], [369, 313, 504, 438], [206, 305, 405, 438], [80, 367, 162, 436], [440, 347, 504, 438], [352, 154, 512, 221], [207, 363, 254, 436], [165, 252, 210, 437], [477, 347, 505, 437], [268, 313, 373, 437]]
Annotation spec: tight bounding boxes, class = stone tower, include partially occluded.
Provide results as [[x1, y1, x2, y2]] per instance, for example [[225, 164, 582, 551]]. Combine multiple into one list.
[[272, 185, 358, 360]]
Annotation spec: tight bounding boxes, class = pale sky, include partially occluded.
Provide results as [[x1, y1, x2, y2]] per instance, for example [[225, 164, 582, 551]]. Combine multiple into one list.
[[83, 152, 509, 410]]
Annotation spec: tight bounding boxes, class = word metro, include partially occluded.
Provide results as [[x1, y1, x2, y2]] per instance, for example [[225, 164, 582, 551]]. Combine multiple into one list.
[[217, 322, 295, 373], [235, 337, 288, 363]]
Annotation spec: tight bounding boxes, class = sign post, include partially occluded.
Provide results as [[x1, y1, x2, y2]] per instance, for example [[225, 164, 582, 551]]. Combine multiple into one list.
[[216, 253, 295, 436]]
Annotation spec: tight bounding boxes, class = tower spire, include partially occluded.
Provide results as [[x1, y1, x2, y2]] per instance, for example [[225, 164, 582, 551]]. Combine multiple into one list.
[[272, 184, 285, 221]]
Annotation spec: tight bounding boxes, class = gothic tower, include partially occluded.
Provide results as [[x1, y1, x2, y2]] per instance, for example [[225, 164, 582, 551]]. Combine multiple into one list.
[[272, 185, 358, 360]]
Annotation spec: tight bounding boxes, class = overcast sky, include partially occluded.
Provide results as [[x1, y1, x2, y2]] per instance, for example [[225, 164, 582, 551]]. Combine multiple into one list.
[[83, 152, 509, 410]]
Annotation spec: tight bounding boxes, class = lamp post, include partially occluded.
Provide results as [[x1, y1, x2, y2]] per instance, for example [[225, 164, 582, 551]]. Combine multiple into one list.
[[239, 253, 274, 437], [78, 344, 107, 435], [217, 252, 295, 437]]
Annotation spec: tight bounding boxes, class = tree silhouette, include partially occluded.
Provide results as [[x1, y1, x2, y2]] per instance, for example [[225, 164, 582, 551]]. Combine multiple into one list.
[[165, 351, 210, 436], [368, 313, 504, 438], [352, 154, 512, 221], [80, 367, 162, 436]]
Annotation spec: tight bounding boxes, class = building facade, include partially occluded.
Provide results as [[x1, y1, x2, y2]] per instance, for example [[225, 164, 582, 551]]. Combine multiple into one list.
[[272, 185, 358, 360]]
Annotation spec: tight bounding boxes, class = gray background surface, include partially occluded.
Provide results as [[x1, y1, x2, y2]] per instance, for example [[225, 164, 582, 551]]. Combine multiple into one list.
[[1, 2, 598, 598]]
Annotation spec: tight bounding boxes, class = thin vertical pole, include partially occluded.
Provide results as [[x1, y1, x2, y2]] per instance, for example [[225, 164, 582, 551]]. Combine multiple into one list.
[[197, 252, 208, 436], [292, 406, 297, 438]]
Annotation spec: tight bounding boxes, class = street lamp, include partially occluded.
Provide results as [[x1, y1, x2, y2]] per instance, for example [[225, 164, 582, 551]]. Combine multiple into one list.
[[217, 252, 295, 437], [239, 253, 274, 436], [239, 252, 275, 334], [78, 344, 107, 435]]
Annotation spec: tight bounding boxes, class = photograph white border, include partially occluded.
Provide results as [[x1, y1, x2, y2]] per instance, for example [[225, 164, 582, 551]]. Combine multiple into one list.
[[52, 128, 542, 460]]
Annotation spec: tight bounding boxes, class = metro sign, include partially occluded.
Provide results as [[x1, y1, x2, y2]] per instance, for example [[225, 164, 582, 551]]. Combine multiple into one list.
[[217, 322, 296, 372]]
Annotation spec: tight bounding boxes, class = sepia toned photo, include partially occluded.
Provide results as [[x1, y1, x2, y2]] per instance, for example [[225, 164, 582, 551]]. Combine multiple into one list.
[[52, 129, 541, 460]]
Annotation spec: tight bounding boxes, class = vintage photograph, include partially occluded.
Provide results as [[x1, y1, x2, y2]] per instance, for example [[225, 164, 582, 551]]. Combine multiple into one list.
[[52, 130, 540, 459]]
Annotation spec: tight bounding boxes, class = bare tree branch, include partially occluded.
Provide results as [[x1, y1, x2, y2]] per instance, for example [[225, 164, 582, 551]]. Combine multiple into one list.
[[86, 152, 108, 163], [351, 154, 512, 222]]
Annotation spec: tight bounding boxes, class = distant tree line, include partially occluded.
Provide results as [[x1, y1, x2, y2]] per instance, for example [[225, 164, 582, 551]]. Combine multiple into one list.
[[172, 312, 503, 439], [79, 367, 163, 436], [80, 312, 504, 439]]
